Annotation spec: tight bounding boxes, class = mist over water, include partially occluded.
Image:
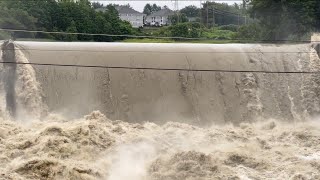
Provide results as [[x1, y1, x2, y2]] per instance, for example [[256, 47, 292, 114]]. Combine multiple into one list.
[[1, 111, 320, 180], [14, 49, 48, 121], [1, 44, 320, 180]]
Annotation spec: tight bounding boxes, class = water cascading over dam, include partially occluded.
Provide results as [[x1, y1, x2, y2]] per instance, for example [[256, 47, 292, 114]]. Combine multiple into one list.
[[1, 41, 320, 180], [1, 41, 320, 124]]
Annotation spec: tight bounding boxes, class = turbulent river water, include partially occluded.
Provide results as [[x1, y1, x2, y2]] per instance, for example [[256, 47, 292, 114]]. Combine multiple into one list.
[[1, 112, 320, 180], [0, 43, 320, 180]]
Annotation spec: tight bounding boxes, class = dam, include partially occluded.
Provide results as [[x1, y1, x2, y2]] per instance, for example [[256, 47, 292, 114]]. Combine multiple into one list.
[[1, 41, 320, 180], [1, 41, 320, 124]]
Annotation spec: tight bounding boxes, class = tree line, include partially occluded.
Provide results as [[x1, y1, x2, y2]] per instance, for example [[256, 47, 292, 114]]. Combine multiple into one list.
[[174, 0, 320, 41], [244, 0, 320, 41], [0, 0, 136, 41], [0, 0, 319, 42]]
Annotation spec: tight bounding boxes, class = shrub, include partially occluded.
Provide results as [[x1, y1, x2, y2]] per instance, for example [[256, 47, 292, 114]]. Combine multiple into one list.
[[217, 24, 239, 32]]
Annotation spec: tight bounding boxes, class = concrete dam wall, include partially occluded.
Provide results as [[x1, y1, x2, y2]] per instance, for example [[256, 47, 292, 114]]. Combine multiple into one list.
[[1, 41, 320, 125]]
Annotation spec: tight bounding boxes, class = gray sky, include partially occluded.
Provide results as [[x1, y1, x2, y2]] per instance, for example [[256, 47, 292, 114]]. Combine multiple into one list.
[[92, 1, 241, 12]]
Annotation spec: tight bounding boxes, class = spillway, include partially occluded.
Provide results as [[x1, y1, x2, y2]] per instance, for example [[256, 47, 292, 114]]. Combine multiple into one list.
[[1, 41, 320, 180], [1, 41, 320, 125]]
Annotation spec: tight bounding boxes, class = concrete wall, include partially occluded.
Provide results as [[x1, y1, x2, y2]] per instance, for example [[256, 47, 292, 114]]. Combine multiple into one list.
[[3, 42, 320, 125]]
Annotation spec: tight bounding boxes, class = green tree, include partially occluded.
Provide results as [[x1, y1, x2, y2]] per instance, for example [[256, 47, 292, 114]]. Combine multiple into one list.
[[0, 0, 60, 38], [248, 0, 320, 40], [66, 20, 77, 41], [201, 1, 246, 27], [180, 5, 200, 17], [170, 23, 188, 37], [0, 0, 136, 42], [0, 4, 37, 39], [236, 23, 263, 40], [151, 4, 161, 12], [143, 3, 152, 15], [169, 22, 203, 38], [143, 3, 161, 15], [169, 13, 189, 25], [92, 2, 103, 9]]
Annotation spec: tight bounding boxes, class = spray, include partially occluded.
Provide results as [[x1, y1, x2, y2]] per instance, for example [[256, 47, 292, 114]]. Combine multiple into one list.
[[1, 40, 17, 118], [1, 42, 320, 179], [14, 48, 48, 121], [1, 41, 47, 121]]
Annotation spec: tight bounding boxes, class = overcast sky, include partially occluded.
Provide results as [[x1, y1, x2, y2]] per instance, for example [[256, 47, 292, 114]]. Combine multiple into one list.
[[91, 1, 241, 12]]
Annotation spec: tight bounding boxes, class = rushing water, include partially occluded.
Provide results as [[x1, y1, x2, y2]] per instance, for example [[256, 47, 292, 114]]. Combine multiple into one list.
[[0, 43, 320, 180], [12, 42, 320, 124], [1, 112, 320, 180]]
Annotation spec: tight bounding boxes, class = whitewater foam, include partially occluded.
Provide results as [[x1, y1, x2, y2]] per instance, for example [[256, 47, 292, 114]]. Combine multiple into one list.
[[1, 43, 320, 180], [14, 49, 47, 121], [0, 112, 320, 180]]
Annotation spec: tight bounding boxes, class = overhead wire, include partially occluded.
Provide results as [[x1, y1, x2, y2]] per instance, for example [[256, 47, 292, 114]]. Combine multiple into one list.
[[0, 61, 319, 74], [0, 47, 317, 54]]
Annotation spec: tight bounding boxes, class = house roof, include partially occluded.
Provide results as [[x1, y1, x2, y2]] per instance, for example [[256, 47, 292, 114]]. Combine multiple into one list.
[[148, 8, 175, 17], [95, 6, 144, 15], [116, 6, 143, 15]]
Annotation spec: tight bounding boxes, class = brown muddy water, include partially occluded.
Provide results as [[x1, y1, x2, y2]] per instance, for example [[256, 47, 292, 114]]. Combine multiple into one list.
[[0, 42, 320, 180]]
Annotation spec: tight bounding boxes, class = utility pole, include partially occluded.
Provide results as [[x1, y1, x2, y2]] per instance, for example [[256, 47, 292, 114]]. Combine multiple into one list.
[[206, 1, 209, 28], [175, 0, 179, 23], [200, 0, 202, 25], [243, 0, 247, 25], [212, 7, 215, 27]]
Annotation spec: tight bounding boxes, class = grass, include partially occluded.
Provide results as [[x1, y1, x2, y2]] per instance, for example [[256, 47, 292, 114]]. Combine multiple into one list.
[[15, 37, 239, 44], [122, 38, 239, 44], [16, 38, 57, 42], [122, 38, 175, 43], [124, 27, 240, 44], [14, 28, 241, 44], [202, 29, 237, 40]]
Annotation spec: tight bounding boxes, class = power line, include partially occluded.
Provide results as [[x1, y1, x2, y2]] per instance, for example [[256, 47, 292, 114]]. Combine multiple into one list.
[[0, 28, 316, 43], [210, 9, 244, 17], [0, 61, 318, 74], [211, 8, 243, 17], [205, 5, 320, 16], [1, 48, 316, 54], [214, 9, 244, 17]]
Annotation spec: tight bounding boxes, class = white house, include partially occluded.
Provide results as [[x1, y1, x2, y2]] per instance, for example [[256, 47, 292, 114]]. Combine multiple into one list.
[[96, 6, 145, 28], [145, 8, 175, 26], [116, 6, 145, 28]]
